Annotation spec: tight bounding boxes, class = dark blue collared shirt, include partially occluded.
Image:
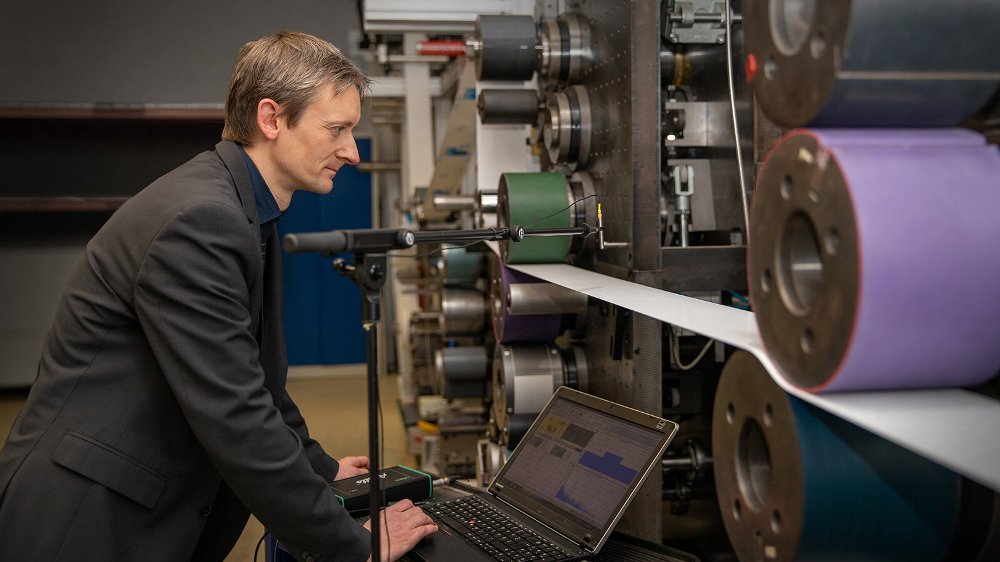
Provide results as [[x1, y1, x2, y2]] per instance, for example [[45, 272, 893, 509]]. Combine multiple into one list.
[[237, 145, 282, 265]]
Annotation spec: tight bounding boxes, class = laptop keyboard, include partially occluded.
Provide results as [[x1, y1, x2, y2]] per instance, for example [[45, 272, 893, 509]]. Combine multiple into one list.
[[425, 495, 575, 562]]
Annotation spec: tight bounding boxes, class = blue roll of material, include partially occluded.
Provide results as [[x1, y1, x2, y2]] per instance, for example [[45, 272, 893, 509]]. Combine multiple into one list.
[[440, 244, 485, 286], [713, 351, 961, 561]]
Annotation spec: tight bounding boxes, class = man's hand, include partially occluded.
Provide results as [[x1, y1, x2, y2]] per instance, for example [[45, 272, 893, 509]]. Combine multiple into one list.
[[334, 456, 370, 480], [363, 500, 438, 562]]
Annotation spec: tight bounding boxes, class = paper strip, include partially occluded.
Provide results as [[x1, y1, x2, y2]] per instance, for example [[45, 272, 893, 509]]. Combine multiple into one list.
[[510, 262, 1000, 493]]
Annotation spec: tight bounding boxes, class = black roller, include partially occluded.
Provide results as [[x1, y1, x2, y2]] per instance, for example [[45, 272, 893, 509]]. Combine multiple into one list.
[[477, 89, 540, 124], [474, 15, 538, 81], [745, 0, 1000, 127]]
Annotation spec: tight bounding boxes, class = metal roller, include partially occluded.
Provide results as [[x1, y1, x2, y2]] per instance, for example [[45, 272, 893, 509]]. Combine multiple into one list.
[[745, 0, 1000, 127], [431, 194, 477, 211], [477, 89, 540, 125], [538, 12, 594, 89], [476, 438, 509, 488], [543, 85, 592, 168], [489, 254, 563, 343], [497, 172, 572, 264], [478, 191, 498, 215], [491, 343, 588, 447], [439, 288, 487, 337], [477, 190, 500, 228], [566, 171, 598, 257], [408, 311, 440, 340], [434, 346, 488, 381], [506, 283, 587, 316], [749, 129, 1000, 392], [713, 351, 961, 562], [429, 192, 499, 228], [434, 346, 489, 398], [472, 15, 538, 81]]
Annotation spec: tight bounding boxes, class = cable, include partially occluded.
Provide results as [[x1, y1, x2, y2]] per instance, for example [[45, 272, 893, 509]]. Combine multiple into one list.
[[524, 194, 601, 229], [253, 532, 267, 562], [724, 0, 751, 244], [669, 326, 715, 371], [388, 238, 485, 260], [727, 290, 750, 305], [379, 378, 390, 561]]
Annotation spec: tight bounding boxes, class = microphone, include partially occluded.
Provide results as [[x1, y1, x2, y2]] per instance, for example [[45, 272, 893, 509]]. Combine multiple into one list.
[[284, 228, 416, 254]]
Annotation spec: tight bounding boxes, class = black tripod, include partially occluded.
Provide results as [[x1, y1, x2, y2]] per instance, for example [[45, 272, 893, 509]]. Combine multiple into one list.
[[283, 224, 592, 561]]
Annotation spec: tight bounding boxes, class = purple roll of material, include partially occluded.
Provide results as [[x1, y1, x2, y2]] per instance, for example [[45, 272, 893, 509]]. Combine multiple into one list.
[[749, 128, 1000, 392], [490, 259, 562, 343]]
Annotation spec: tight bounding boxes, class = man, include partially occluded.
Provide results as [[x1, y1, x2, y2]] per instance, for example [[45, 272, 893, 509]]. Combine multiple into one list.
[[0, 31, 436, 561]]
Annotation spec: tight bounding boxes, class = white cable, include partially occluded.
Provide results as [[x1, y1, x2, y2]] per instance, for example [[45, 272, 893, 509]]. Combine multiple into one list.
[[670, 326, 715, 371], [724, 0, 751, 243]]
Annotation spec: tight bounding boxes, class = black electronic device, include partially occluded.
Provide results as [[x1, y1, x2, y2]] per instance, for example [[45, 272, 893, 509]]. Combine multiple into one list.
[[329, 465, 433, 513]]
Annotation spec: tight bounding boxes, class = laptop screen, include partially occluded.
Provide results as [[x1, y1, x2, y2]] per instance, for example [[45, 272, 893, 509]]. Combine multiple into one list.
[[490, 387, 676, 550]]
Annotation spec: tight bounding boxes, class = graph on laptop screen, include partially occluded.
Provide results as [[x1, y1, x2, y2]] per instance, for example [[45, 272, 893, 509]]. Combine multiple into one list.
[[499, 397, 662, 529]]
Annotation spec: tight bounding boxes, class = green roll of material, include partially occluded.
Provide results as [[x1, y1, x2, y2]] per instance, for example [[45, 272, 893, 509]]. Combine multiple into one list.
[[441, 244, 484, 286], [499, 172, 571, 264]]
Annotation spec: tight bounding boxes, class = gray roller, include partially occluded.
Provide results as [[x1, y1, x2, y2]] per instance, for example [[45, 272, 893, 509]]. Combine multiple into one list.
[[434, 346, 489, 381], [477, 89, 540, 124], [440, 288, 486, 336], [745, 0, 1000, 127], [435, 346, 489, 399], [506, 283, 587, 316], [474, 15, 538, 81]]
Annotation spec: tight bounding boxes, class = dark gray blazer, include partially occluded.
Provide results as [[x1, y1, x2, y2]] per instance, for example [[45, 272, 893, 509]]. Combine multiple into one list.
[[0, 141, 370, 562]]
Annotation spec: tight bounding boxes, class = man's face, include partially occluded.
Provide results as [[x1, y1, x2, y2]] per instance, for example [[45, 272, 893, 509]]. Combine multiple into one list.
[[274, 82, 361, 195]]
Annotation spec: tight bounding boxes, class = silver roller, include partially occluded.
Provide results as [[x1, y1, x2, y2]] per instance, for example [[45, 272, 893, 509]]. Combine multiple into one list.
[[476, 438, 509, 488], [431, 194, 477, 211], [543, 85, 592, 169], [472, 15, 539, 81], [491, 343, 589, 447], [430, 192, 499, 229], [478, 191, 498, 215], [745, 0, 1000, 127], [506, 283, 587, 316], [539, 12, 594, 89], [477, 190, 499, 229], [439, 288, 486, 337], [476, 89, 540, 125]]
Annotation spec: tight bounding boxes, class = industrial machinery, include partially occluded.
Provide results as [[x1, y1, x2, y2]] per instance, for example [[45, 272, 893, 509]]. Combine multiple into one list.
[[363, 0, 1000, 559]]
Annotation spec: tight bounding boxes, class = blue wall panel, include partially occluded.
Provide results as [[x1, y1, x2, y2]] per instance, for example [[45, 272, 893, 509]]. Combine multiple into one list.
[[279, 139, 371, 365]]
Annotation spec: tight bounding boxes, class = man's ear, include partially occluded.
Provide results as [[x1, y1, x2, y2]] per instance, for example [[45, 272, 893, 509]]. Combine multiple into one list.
[[257, 98, 281, 140]]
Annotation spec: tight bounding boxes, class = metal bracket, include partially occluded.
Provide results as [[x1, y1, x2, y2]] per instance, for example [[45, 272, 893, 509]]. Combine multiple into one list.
[[665, 0, 741, 45]]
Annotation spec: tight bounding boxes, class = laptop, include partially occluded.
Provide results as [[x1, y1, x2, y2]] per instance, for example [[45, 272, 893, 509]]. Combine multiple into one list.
[[409, 386, 679, 562]]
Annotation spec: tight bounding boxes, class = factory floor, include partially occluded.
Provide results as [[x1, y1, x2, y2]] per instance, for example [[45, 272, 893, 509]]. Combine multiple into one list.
[[0, 366, 415, 562]]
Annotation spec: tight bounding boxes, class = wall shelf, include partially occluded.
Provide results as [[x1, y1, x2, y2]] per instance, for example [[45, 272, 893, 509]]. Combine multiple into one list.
[[0, 197, 129, 212], [0, 105, 224, 121]]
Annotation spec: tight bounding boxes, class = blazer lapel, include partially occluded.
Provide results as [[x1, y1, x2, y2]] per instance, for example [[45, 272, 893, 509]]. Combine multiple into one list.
[[215, 140, 257, 224]]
